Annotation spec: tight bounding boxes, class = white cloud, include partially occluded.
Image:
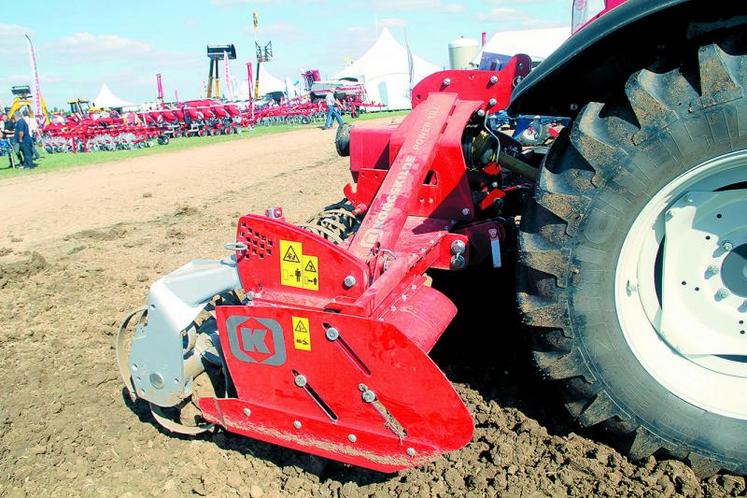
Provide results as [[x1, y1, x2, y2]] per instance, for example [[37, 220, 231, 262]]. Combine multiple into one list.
[[380, 17, 407, 28], [0, 23, 33, 65], [442, 3, 465, 13], [46, 32, 153, 61], [361, 0, 464, 13], [476, 7, 566, 28]]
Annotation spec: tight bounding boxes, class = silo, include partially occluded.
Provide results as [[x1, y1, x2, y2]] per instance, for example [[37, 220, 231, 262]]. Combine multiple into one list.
[[448, 37, 480, 70]]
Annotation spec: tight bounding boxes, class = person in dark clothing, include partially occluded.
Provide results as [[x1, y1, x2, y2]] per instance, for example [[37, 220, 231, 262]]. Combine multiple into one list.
[[14, 114, 34, 169]]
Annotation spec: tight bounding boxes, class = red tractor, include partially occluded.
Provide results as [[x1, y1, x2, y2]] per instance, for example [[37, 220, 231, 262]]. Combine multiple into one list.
[[117, 0, 747, 476]]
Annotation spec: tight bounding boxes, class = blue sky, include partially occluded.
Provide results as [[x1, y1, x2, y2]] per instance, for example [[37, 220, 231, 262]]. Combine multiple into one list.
[[1, 0, 570, 109]]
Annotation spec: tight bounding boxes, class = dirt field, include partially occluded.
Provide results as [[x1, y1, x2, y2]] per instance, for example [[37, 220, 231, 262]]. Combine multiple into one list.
[[0, 123, 743, 497]]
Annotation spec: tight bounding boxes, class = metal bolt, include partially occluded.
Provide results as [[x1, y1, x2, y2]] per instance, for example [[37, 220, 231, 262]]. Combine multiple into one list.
[[488, 98, 497, 107], [716, 288, 730, 299], [442, 78, 451, 87], [406, 447, 416, 457], [361, 390, 376, 403], [461, 207, 471, 216], [570, 103, 579, 111], [706, 265, 719, 277], [348, 434, 357, 443], [476, 109, 485, 117], [325, 327, 340, 341], [626, 280, 637, 294], [149, 372, 164, 390], [722, 241, 734, 252], [243, 407, 252, 417], [450, 255, 466, 269], [489, 75, 498, 84], [294, 374, 307, 388], [450, 239, 466, 255], [293, 420, 302, 429], [343, 275, 357, 288]]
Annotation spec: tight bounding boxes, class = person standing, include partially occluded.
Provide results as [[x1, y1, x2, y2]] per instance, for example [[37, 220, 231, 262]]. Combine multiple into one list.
[[323, 91, 344, 130], [14, 113, 34, 169], [23, 111, 41, 160]]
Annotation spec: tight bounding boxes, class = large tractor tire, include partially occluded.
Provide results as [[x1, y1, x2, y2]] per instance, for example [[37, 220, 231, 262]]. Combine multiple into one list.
[[518, 31, 747, 475]]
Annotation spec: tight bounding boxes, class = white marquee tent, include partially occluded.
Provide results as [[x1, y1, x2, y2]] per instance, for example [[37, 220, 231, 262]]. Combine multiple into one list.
[[235, 65, 287, 100], [475, 27, 571, 66], [334, 27, 442, 110], [92, 83, 133, 108]]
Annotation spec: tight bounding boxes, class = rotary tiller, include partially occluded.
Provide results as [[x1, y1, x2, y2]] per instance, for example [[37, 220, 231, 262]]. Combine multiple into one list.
[[118, 0, 747, 476]]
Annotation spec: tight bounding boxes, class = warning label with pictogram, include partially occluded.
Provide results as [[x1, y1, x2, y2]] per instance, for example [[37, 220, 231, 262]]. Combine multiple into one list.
[[292, 316, 311, 351], [301, 255, 319, 291], [279, 239, 320, 291]]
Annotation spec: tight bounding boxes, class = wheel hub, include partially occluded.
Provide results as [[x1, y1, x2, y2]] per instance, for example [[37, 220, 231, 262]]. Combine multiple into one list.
[[721, 243, 747, 298], [660, 189, 747, 355], [615, 149, 747, 420]]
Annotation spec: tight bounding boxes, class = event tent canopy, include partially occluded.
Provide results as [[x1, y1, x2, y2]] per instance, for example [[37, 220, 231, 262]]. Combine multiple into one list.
[[93, 83, 133, 108], [334, 27, 441, 110], [235, 65, 287, 99], [475, 27, 571, 66]]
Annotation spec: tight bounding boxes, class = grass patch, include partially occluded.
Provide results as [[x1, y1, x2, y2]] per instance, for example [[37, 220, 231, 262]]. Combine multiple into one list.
[[0, 110, 409, 178]]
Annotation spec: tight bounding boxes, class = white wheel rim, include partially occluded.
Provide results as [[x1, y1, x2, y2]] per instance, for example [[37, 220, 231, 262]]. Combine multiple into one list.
[[615, 150, 747, 420]]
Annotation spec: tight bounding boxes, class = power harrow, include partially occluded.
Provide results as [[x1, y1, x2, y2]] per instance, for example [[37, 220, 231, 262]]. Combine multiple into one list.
[[118, 0, 747, 476], [116, 57, 535, 472]]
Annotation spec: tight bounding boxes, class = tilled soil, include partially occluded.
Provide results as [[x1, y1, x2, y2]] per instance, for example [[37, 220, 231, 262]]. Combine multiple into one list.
[[0, 125, 744, 497]]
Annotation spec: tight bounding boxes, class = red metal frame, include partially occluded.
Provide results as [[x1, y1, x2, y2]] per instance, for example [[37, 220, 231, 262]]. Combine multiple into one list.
[[198, 56, 533, 471]]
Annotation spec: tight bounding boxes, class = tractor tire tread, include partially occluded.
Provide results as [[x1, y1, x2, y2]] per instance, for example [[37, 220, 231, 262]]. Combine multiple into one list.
[[517, 32, 747, 476]]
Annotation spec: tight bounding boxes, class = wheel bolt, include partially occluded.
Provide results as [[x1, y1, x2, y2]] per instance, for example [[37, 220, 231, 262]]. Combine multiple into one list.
[[722, 241, 734, 252]]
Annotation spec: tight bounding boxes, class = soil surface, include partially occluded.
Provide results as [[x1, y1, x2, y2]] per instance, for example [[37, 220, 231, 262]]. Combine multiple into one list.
[[0, 123, 744, 497]]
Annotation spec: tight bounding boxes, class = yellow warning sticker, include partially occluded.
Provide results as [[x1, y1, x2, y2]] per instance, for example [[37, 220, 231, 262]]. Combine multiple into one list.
[[280, 240, 304, 288], [292, 316, 311, 351], [279, 239, 320, 291], [302, 255, 319, 291]]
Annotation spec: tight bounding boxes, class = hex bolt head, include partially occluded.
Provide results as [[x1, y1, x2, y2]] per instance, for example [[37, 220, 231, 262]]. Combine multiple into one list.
[[149, 372, 164, 390], [489, 75, 498, 84], [294, 374, 307, 388], [476, 109, 485, 117], [461, 207, 471, 216], [243, 407, 252, 417], [488, 98, 497, 107], [343, 275, 357, 288], [450, 255, 466, 269], [722, 241, 734, 252], [325, 327, 340, 341], [406, 447, 416, 457], [450, 239, 466, 255], [293, 420, 302, 429], [361, 390, 376, 403], [348, 434, 357, 443], [716, 288, 730, 299], [442, 78, 451, 87]]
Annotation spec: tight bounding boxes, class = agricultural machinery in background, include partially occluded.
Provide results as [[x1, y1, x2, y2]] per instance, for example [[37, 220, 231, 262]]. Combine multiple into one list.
[[117, 0, 747, 477]]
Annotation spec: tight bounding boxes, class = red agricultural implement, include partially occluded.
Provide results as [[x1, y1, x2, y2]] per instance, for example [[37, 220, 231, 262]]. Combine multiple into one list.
[[117, 0, 747, 477]]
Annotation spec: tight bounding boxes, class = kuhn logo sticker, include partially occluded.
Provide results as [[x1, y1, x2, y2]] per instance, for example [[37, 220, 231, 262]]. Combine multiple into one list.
[[226, 316, 286, 366]]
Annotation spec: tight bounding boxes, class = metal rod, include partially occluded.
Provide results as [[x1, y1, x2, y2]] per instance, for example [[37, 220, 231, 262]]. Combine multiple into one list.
[[498, 151, 539, 182]]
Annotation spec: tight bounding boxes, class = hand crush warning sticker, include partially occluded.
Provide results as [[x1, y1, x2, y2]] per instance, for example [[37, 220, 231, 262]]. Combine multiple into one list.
[[279, 240, 319, 291], [292, 316, 311, 351]]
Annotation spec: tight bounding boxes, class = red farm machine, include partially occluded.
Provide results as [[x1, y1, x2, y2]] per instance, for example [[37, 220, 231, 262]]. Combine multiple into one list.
[[117, 0, 747, 476]]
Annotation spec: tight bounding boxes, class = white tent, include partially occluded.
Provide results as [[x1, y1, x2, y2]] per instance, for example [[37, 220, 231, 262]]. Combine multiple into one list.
[[93, 83, 133, 108], [235, 65, 286, 99], [476, 27, 571, 66], [334, 27, 441, 110]]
